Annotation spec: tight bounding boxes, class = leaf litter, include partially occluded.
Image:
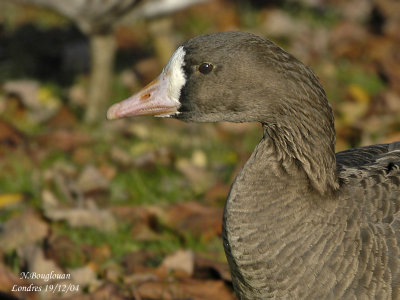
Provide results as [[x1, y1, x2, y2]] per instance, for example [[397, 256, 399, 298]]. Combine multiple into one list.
[[1, 0, 400, 299]]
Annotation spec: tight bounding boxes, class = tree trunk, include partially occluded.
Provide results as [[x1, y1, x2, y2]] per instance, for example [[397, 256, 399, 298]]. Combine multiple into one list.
[[84, 33, 116, 124]]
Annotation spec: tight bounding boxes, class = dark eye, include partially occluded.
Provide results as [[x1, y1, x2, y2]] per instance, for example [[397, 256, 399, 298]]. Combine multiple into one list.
[[198, 63, 213, 74]]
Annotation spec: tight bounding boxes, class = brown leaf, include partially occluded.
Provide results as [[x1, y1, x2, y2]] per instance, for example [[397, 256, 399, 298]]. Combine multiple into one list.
[[375, 0, 400, 21], [68, 264, 102, 292], [122, 250, 159, 275], [72, 146, 94, 165], [102, 262, 123, 283], [261, 9, 304, 38], [0, 211, 48, 252], [45, 204, 116, 232], [111, 205, 166, 241], [330, 21, 368, 59], [179, 279, 235, 300], [167, 202, 223, 238], [3, 80, 61, 122], [368, 37, 400, 90], [0, 264, 37, 300], [37, 129, 90, 152], [77, 165, 110, 194], [204, 182, 231, 205], [45, 234, 86, 268], [136, 278, 235, 300], [84, 282, 126, 300], [3, 80, 38, 110], [175, 158, 214, 193], [337, 0, 373, 21], [110, 146, 134, 167], [111, 205, 165, 227], [19, 244, 64, 286], [161, 250, 195, 276], [131, 223, 164, 242], [46, 105, 78, 129], [43, 191, 116, 232], [0, 120, 27, 156], [129, 145, 173, 169], [68, 84, 87, 107], [86, 244, 112, 265]]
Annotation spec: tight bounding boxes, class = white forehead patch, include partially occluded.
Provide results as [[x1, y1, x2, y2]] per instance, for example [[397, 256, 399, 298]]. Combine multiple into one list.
[[163, 46, 186, 104]]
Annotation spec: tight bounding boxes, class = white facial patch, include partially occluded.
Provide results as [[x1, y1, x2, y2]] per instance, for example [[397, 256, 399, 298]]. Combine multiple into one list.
[[162, 46, 186, 105]]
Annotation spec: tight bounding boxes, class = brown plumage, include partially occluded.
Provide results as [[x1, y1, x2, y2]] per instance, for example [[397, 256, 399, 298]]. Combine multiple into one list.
[[107, 31, 400, 299]]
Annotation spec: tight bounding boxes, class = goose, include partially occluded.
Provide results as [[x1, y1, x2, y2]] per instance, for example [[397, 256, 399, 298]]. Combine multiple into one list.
[[107, 31, 400, 299]]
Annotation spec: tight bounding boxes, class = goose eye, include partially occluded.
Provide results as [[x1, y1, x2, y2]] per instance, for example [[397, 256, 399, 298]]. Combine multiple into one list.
[[198, 63, 213, 74]]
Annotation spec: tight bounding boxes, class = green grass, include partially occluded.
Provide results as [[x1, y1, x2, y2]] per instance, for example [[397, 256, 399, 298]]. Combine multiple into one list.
[[55, 219, 224, 268], [57, 222, 139, 261], [110, 166, 192, 205], [0, 155, 42, 209]]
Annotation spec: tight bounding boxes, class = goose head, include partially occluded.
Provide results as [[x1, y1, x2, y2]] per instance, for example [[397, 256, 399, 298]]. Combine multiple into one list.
[[107, 31, 338, 193]]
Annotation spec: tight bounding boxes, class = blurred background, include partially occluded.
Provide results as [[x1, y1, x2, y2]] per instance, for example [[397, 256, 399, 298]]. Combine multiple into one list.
[[0, 0, 399, 299]]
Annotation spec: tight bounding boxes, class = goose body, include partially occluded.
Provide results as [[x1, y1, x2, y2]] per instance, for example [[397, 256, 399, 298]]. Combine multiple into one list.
[[107, 32, 400, 299]]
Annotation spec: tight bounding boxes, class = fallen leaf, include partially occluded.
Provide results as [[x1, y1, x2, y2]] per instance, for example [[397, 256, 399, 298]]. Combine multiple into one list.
[[261, 9, 305, 38], [102, 262, 123, 283], [43, 191, 116, 232], [98, 163, 117, 181], [111, 205, 165, 227], [337, 0, 373, 21], [191, 149, 207, 168], [136, 278, 234, 300], [375, 0, 400, 21], [0, 193, 24, 209], [68, 264, 102, 292], [122, 250, 160, 275], [330, 21, 368, 59], [175, 158, 214, 193], [110, 146, 133, 167], [0, 120, 27, 156], [203, 182, 231, 205], [37, 129, 90, 152], [45, 105, 77, 129], [161, 250, 195, 276], [68, 84, 87, 107], [3, 81, 39, 109], [80, 282, 127, 300], [371, 90, 400, 115], [348, 84, 370, 104], [77, 165, 110, 194], [3, 80, 61, 123], [0, 264, 37, 300], [178, 278, 234, 300], [111, 205, 166, 241], [131, 222, 164, 241], [45, 234, 86, 268], [45, 203, 116, 232], [167, 202, 223, 238], [19, 244, 64, 286], [338, 84, 370, 125], [85, 244, 112, 265], [0, 211, 48, 252], [72, 146, 94, 165]]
